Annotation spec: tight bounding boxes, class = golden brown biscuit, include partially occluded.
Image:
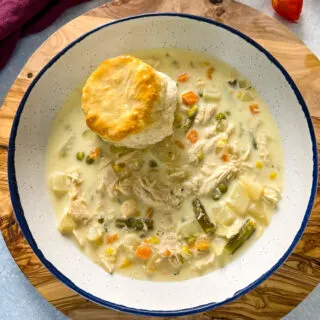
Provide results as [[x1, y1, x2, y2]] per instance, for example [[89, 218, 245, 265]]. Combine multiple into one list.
[[82, 55, 163, 142]]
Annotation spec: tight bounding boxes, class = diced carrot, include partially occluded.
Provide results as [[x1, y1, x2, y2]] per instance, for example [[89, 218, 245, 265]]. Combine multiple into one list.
[[106, 233, 119, 244], [89, 147, 101, 159], [221, 154, 229, 162], [175, 140, 185, 149], [177, 72, 189, 82], [163, 249, 171, 257], [146, 207, 154, 219], [206, 67, 215, 79], [182, 91, 199, 106], [187, 129, 199, 144], [135, 244, 152, 260], [195, 238, 210, 251], [249, 104, 260, 114]]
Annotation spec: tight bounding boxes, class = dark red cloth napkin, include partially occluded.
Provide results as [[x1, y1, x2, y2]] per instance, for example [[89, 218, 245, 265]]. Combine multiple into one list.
[[0, 0, 89, 70]]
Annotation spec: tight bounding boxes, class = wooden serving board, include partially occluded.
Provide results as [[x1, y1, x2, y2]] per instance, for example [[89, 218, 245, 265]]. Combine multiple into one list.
[[0, 1, 319, 319]]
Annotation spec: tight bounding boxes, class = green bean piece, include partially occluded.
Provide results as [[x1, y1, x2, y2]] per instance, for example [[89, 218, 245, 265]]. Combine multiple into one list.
[[225, 218, 256, 254], [149, 159, 158, 168], [187, 105, 199, 119], [249, 130, 258, 150], [192, 198, 216, 235], [215, 112, 226, 121], [115, 218, 153, 231], [85, 155, 94, 164], [183, 118, 194, 133], [218, 183, 228, 194], [76, 152, 85, 161], [174, 113, 183, 128]]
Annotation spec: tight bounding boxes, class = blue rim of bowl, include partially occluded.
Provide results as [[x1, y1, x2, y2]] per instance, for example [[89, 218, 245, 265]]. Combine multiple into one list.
[[7, 13, 318, 317]]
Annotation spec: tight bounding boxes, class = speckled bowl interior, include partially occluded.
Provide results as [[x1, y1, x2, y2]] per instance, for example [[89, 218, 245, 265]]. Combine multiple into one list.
[[8, 14, 317, 316]]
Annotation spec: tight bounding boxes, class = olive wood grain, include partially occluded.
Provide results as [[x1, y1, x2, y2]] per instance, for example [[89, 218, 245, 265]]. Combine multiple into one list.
[[0, 1, 319, 319]]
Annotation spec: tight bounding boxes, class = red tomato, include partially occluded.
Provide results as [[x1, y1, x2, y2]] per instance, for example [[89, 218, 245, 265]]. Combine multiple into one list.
[[272, 0, 303, 22]]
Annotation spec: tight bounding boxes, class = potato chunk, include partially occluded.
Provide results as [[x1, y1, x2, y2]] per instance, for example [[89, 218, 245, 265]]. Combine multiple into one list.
[[240, 177, 263, 201], [49, 172, 68, 194], [58, 210, 76, 234], [227, 182, 250, 214]]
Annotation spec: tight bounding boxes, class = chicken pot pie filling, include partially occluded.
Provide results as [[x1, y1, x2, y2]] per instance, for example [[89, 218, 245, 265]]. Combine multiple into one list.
[[46, 48, 283, 281]]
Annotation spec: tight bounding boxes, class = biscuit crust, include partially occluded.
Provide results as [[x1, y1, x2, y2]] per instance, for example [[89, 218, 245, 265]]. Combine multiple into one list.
[[82, 55, 161, 141]]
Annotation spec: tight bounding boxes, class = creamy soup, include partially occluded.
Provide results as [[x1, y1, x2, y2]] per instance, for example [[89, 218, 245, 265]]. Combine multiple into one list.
[[46, 48, 283, 281]]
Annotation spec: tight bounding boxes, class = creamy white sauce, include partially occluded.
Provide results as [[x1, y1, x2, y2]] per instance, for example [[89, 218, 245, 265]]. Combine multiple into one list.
[[46, 48, 283, 281]]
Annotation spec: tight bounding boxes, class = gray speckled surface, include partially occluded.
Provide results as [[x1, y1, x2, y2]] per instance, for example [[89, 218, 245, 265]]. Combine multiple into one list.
[[0, 1, 319, 319]]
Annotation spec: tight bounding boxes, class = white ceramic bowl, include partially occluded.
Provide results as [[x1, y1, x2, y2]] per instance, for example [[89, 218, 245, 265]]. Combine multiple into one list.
[[8, 14, 318, 316]]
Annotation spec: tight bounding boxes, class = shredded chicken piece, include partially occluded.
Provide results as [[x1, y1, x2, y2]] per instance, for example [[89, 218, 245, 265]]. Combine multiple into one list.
[[183, 175, 202, 195], [257, 133, 270, 165], [66, 168, 83, 199], [195, 104, 217, 125], [117, 151, 142, 164], [263, 186, 281, 205], [99, 252, 116, 274], [188, 141, 205, 164], [99, 154, 113, 170], [203, 124, 235, 153], [194, 253, 215, 271], [199, 162, 240, 195], [59, 134, 75, 157], [97, 165, 118, 198], [240, 147, 251, 161], [205, 124, 218, 138], [67, 197, 91, 223], [120, 199, 137, 218], [133, 175, 183, 210], [116, 178, 133, 196], [201, 161, 217, 176], [216, 218, 243, 239], [66, 168, 82, 184], [195, 78, 205, 87], [158, 232, 182, 258], [168, 170, 189, 182]]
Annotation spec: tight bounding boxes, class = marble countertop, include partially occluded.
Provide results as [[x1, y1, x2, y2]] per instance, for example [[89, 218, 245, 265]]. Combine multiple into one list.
[[0, 1, 319, 319]]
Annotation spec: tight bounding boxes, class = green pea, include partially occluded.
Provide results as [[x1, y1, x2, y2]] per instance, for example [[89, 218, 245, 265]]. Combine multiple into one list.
[[149, 159, 158, 168], [97, 217, 104, 224], [86, 155, 94, 164], [218, 183, 228, 194], [76, 152, 85, 161], [215, 112, 226, 121], [226, 111, 231, 116], [197, 151, 204, 162]]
